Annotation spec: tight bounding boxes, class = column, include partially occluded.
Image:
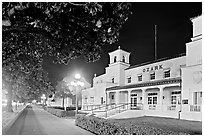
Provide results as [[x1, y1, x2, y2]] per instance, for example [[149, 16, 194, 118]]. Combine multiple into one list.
[[142, 88, 146, 110], [159, 87, 164, 111], [115, 91, 120, 105], [128, 90, 131, 109], [128, 90, 131, 103]]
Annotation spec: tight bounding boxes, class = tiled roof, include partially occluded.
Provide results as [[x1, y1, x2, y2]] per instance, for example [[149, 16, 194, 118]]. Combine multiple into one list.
[[106, 77, 181, 91]]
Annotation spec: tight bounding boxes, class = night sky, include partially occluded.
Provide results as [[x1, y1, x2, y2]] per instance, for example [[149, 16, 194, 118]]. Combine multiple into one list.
[[42, 2, 202, 87]]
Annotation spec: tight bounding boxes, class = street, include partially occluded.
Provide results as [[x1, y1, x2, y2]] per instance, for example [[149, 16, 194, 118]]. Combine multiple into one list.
[[6, 105, 94, 135]]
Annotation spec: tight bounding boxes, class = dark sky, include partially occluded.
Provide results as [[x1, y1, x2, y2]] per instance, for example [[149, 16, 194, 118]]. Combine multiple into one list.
[[42, 2, 202, 87]]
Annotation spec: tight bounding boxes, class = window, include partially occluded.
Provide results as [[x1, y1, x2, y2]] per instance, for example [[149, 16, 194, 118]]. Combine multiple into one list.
[[148, 93, 158, 96], [171, 91, 181, 104], [171, 96, 177, 104], [101, 97, 103, 104], [194, 92, 202, 105], [148, 97, 152, 104], [111, 95, 114, 100], [138, 74, 142, 81], [84, 97, 88, 103], [153, 97, 157, 104], [122, 56, 125, 62], [164, 69, 170, 78], [150, 72, 155, 80], [111, 78, 114, 83], [114, 56, 117, 62], [148, 96, 157, 104], [90, 97, 94, 103], [127, 77, 131, 83]]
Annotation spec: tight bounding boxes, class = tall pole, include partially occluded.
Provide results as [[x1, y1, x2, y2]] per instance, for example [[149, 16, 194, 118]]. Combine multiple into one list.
[[155, 25, 157, 60], [75, 87, 78, 115], [105, 90, 107, 118]]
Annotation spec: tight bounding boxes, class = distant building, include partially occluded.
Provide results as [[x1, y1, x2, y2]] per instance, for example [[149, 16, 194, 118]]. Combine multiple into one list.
[[82, 15, 202, 121]]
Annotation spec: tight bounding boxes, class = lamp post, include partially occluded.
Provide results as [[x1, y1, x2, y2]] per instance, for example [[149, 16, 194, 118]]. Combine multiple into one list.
[[71, 74, 84, 116], [41, 94, 46, 106]]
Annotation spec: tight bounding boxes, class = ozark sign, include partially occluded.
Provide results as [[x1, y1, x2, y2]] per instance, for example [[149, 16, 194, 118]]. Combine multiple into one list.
[[143, 65, 163, 72]]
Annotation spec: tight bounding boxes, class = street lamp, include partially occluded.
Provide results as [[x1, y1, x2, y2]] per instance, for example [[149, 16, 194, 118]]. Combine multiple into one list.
[[71, 74, 84, 115], [41, 94, 46, 106]]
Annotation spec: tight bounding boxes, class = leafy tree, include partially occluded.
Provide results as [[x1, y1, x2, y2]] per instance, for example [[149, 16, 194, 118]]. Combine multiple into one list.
[[2, 2, 131, 112], [2, 2, 132, 64], [55, 81, 73, 109], [2, 61, 53, 112]]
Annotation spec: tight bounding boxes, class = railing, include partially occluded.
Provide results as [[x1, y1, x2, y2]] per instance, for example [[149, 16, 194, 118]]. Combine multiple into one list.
[[83, 103, 143, 117], [83, 104, 106, 111], [190, 105, 201, 112]]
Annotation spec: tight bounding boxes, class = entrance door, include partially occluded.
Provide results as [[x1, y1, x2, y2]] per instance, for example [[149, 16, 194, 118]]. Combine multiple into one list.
[[131, 94, 138, 109], [170, 91, 181, 110], [147, 92, 158, 110]]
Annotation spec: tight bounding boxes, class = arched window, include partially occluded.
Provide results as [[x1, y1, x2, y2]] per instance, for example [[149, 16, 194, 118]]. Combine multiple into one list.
[[122, 56, 125, 62], [114, 56, 117, 62]]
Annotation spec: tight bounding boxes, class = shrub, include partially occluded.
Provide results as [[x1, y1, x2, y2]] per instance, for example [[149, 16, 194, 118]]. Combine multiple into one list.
[[75, 114, 188, 135], [45, 107, 75, 117]]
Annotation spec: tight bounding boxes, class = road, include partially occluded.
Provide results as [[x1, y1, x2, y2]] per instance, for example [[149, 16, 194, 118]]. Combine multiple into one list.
[[6, 105, 94, 135]]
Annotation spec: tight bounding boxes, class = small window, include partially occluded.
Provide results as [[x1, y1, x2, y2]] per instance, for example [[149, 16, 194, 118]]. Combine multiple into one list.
[[148, 97, 152, 104], [122, 56, 125, 62], [111, 95, 114, 100], [164, 69, 170, 78], [101, 97, 103, 104], [114, 56, 117, 62], [150, 72, 155, 80], [111, 78, 114, 83], [127, 77, 131, 83], [84, 97, 88, 103], [90, 97, 94, 103], [138, 74, 142, 81], [153, 97, 157, 104]]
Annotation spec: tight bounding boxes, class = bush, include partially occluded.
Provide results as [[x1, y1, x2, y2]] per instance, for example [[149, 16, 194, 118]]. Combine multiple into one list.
[[75, 114, 188, 135], [45, 107, 75, 117], [48, 106, 81, 111]]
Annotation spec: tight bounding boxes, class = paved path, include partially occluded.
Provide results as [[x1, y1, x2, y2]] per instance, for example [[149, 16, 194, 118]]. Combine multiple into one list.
[[6, 105, 94, 135]]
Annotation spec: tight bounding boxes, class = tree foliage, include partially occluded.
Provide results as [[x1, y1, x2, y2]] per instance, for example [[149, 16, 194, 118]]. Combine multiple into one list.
[[2, 2, 132, 111], [2, 2, 132, 64]]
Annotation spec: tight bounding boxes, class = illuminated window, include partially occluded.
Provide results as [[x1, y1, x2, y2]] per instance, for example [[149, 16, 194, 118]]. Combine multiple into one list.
[[194, 92, 202, 105], [90, 97, 94, 103], [114, 56, 117, 62], [150, 72, 155, 80], [127, 76, 131, 83], [164, 69, 170, 78], [138, 74, 142, 81], [122, 56, 125, 62], [111, 95, 114, 100]]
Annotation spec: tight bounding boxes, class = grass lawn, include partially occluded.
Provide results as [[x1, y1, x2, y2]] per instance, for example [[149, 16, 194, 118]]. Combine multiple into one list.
[[113, 116, 202, 135]]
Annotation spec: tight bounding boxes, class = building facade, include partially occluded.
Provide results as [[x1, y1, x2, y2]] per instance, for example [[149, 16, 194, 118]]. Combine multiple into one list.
[[82, 15, 202, 121]]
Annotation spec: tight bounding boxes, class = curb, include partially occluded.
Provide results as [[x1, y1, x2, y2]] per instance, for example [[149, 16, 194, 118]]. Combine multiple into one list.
[[2, 105, 28, 135]]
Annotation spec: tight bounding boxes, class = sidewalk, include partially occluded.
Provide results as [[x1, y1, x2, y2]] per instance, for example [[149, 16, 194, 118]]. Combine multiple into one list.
[[2, 105, 27, 134], [6, 105, 94, 135]]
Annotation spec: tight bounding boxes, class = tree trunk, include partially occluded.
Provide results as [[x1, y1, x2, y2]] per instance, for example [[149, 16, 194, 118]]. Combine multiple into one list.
[[62, 96, 64, 109], [6, 85, 13, 112]]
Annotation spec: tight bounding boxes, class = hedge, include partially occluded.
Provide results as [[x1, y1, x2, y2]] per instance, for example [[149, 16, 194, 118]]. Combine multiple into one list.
[[49, 106, 81, 111], [75, 114, 188, 135], [44, 107, 75, 117]]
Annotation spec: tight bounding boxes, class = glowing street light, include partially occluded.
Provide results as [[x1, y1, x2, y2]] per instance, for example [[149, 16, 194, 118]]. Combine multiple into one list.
[[71, 74, 84, 115], [41, 94, 46, 105], [75, 73, 81, 79]]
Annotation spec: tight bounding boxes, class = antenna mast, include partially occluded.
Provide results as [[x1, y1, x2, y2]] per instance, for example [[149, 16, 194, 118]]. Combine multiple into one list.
[[155, 25, 157, 60]]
